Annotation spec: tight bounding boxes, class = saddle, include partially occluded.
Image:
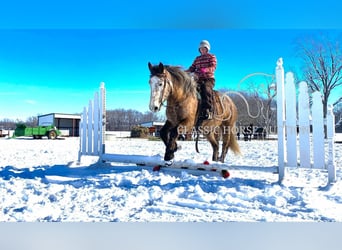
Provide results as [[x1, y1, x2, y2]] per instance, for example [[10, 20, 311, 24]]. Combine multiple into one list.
[[195, 90, 218, 122]]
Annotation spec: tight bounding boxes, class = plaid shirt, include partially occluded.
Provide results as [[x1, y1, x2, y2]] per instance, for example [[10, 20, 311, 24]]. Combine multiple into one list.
[[188, 53, 217, 79]]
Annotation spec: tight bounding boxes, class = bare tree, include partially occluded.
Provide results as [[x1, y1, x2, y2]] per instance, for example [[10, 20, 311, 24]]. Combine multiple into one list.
[[106, 108, 165, 131], [0, 118, 17, 129], [25, 116, 38, 127], [220, 88, 266, 126], [297, 33, 342, 118], [221, 72, 277, 138], [244, 76, 277, 133]]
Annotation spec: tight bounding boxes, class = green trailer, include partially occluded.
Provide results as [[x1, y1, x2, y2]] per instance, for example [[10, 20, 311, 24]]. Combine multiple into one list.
[[14, 124, 61, 139]]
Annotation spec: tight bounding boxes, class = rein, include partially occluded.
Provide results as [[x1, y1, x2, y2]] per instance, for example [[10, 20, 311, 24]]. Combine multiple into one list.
[[159, 72, 188, 109], [157, 73, 173, 108]]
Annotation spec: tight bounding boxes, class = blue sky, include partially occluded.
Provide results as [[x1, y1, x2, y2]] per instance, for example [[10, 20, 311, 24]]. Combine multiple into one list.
[[1, 29, 341, 120], [0, 1, 341, 121], [0, 29, 339, 119]]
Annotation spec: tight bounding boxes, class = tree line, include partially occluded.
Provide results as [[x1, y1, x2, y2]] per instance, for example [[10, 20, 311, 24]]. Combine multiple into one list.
[[105, 109, 163, 131], [2, 92, 340, 132], [0, 116, 38, 130]]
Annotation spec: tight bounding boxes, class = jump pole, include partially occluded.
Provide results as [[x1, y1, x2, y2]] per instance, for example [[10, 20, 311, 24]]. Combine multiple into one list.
[[101, 153, 278, 172]]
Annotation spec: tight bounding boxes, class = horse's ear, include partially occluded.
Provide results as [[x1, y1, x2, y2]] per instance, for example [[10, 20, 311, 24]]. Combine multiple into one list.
[[148, 62, 153, 72], [158, 62, 164, 73]]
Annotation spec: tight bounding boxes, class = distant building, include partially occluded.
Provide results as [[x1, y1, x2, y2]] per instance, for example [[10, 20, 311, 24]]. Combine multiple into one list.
[[38, 113, 81, 136], [140, 121, 164, 137]]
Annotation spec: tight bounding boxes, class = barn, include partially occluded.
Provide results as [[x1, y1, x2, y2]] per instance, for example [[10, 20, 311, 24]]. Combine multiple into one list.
[[140, 121, 164, 137], [38, 113, 81, 136]]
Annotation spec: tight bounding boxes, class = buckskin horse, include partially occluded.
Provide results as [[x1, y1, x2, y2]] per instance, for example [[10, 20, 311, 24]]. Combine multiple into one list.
[[148, 62, 240, 165]]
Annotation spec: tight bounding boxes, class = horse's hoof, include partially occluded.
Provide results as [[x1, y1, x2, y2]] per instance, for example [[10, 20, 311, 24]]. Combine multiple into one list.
[[221, 170, 230, 179], [153, 165, 162, 171], [164, 160, 173, 166]]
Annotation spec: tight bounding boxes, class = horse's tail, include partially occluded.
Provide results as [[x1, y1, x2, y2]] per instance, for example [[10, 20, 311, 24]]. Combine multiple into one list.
[[195, 118, 202, 153], [195, 131, 200, 153], [229, 125, 241, 155]]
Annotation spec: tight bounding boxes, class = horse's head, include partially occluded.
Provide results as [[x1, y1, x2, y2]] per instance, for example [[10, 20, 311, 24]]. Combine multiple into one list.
[[148, 62, 172, 112]]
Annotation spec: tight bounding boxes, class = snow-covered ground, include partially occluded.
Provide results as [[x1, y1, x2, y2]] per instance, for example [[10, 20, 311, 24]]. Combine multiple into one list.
[[0, 136, 341, 222]]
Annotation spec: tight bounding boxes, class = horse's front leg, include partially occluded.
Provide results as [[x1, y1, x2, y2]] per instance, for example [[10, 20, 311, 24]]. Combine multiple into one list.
[[164, 126, 179, 161], [160, 121, 172, 147], [160, 121, 178, 161]]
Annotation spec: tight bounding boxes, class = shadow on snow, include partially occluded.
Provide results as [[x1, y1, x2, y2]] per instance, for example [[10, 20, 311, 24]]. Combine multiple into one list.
[[0, 162, 276, 191]]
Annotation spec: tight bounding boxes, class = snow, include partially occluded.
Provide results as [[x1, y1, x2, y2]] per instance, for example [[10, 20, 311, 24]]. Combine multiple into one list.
[[0, 136, 341, 222]]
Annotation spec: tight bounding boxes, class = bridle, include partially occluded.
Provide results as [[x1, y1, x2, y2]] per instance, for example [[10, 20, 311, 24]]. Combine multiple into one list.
[[151, 70, 192, 110], [158, 73, 190, 109], [154, 72, 174, 108]]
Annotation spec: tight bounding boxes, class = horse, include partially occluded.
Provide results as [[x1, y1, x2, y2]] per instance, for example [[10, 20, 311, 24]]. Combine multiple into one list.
[[148, 62, 240, 164]]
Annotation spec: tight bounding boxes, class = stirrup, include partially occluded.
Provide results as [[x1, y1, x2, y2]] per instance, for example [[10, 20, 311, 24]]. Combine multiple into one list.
[[201, 109, 213, 120], [207, 112, 213, 120], [198, 109, 212, 121]]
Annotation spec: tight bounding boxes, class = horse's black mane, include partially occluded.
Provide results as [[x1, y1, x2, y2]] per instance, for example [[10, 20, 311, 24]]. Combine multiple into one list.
[[150, 64, 197, 96], [166, 65, 197, 96]]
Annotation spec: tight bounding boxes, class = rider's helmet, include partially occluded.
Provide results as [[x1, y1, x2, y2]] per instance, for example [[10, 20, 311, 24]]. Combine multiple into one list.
[[199, 40, 210, 52]]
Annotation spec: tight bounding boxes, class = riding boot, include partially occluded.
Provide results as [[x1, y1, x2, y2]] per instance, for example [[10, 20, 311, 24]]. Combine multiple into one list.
[[198, 79, 214, 120]]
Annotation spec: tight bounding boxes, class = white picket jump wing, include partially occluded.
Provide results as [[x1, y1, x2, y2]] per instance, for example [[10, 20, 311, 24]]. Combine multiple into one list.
[[87, 100, 93, 154], [284, 72, 297, 167], [80, 107, 87, 155], [276, 58, 286, 181], [311, 91, 325, 169], [100, 82, 106, 156], [298, 81, 311, 168], [93, 91, 100, 155], [80, 107, 87, 156]]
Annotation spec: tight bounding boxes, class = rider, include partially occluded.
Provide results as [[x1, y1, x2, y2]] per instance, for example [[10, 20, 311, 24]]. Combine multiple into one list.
[[186, 39, 217, 120]]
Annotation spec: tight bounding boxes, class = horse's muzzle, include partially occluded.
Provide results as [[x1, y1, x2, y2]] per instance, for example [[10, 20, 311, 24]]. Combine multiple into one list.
[[149, 104, 161, 112]]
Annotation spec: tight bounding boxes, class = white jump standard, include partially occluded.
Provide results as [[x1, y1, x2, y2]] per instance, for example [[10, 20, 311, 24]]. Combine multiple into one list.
[[77, 58, 336, 183]]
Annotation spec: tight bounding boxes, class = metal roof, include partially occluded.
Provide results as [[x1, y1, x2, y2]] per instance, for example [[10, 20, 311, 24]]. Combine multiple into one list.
[[38, 113, 81, 119]]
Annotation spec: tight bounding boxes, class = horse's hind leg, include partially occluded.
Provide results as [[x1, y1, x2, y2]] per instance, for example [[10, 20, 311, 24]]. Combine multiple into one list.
[[220, 127, 230, 163], [206, 132, 219, 162], [220, 124, 241, 162]]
